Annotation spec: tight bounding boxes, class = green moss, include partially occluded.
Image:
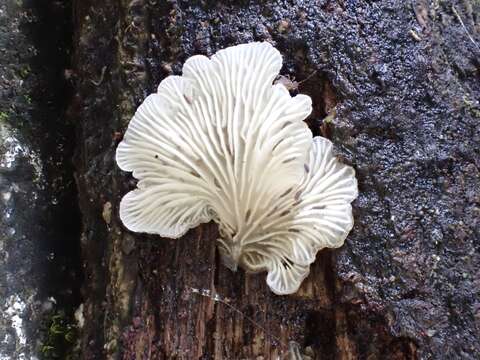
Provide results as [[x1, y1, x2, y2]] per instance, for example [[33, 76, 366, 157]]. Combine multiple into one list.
[[18, 65, 31, 79], [0, 112, 8, 122], [39, 310, 78, 360]]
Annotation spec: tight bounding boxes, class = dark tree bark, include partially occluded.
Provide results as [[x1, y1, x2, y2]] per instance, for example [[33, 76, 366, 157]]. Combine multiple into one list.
[[71, 0, 480, 359]]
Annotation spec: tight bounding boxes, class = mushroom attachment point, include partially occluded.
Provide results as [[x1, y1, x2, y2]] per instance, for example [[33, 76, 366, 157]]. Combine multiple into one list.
[[116, 42, 358, 295]]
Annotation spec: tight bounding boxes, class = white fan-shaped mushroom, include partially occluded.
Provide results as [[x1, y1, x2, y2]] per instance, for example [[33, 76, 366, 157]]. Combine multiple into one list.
[[231, 137, 358, 295], [116, 42, 358, 295]]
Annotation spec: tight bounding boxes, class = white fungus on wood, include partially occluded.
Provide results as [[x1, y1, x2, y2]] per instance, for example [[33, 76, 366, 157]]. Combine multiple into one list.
[[116, 42, 358, 295]]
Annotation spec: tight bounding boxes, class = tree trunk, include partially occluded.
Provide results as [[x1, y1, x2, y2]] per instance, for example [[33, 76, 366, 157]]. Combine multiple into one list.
[[23, 0, 480, 359]]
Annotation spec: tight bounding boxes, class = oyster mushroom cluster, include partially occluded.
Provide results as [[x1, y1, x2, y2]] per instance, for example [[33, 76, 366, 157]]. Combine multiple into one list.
[[116, 42, 358, 295]]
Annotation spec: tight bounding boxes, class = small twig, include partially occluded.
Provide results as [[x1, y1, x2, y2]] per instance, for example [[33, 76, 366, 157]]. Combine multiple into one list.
[[409, 29, 422, 42], [91, 66, 107, 86], [411, 0, 428, 28], [297, 70, 318, 85], [190, 288, 288, 350], [452, 5, 480, 54]]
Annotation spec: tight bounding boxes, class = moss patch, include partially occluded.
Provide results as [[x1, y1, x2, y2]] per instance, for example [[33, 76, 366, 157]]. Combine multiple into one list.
[[39, 310, 78, 360]]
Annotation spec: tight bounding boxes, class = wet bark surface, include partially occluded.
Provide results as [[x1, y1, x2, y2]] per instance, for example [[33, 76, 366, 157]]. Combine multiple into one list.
[[72, 1, 480, 359], [1, 0, 479, 359]]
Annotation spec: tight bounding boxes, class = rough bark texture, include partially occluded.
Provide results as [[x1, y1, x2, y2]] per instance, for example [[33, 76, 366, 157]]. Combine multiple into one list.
[[70, 0, 480, 359]]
